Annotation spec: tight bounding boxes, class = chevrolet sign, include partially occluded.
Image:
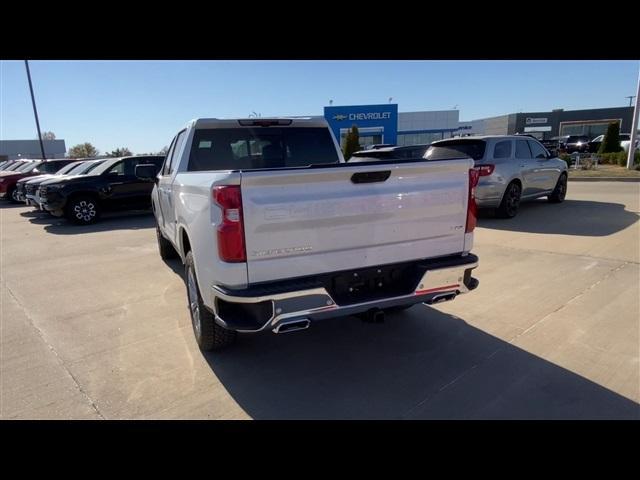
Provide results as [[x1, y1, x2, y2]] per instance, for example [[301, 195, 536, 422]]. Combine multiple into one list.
[[333, 112, 392, 121]]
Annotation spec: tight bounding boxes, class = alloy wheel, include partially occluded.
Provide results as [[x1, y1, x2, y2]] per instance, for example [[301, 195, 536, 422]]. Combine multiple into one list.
[[506, 184, 521, 216], [557, 176, 567, 200], [73, 200, 96, 223], [187, 267, 201, 340]]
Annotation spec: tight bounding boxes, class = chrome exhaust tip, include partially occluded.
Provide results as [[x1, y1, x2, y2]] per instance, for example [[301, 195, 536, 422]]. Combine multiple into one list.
[[425, 292, 457, 305], [273, 319, 311, 334]]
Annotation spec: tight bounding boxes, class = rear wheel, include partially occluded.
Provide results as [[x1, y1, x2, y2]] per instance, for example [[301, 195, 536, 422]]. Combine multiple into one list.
[[65, 196, 100, 225], [548, 173, 567, 203], [185, 251, 236, 352], [8, 187, 20, 204], [496, 181, 521, 218], [156, 225, 178, 260]]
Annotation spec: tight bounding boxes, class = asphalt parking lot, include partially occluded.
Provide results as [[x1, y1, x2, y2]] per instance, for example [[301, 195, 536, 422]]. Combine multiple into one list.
[[1, 181, 639, 419]]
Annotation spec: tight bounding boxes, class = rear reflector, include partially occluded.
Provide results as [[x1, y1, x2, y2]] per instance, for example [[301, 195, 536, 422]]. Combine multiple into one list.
[[466, 168, 479, 233], [213, 186, 246, 262], [475, 164, 495, 176]]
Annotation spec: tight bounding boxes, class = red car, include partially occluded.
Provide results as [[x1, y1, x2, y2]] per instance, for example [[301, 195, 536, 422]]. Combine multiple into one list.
[[0, 160, 45, 202]]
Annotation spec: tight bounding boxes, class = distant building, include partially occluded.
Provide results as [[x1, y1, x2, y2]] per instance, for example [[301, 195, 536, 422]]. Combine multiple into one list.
[[0, 139, 66, 161], [461, 107, 635, 141]]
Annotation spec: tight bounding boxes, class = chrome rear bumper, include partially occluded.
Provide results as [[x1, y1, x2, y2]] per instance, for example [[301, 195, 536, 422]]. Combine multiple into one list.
[[210, 255, 479, 333]]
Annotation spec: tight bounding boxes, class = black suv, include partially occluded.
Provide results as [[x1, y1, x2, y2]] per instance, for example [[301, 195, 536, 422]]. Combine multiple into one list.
[[40, 155, 164, 224], [552, 135, 591, 153], [350, 144, 430, 162]]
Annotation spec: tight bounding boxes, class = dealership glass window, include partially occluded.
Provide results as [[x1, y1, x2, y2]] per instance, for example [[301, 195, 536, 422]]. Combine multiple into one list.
[[493, 140, 512, 159], [560, 121, 621, 138], [359, 135, 383, 149], [398, 132, 444, 146]]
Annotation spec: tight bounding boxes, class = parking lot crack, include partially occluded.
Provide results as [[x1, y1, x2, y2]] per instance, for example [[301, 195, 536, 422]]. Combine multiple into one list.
[[511, 261, 631, 340], [4, 285, 105, 420], [480, 243, 640, 265]]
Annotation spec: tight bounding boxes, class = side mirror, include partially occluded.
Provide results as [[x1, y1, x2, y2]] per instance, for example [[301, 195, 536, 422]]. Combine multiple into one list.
[[135, 164, 158, 181]]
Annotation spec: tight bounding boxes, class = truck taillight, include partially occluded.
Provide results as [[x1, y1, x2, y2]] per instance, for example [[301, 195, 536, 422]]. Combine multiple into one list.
[[466, 168, 479, 233], [213, 185, 246, 262], [475, 164, 495, 176]]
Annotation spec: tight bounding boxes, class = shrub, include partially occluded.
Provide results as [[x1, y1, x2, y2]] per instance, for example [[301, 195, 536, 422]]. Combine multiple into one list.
[[342, 125, 360, 160], [615, 150, 640, 167], [599, 122, 623, 153], [597, 152, 620, 164]]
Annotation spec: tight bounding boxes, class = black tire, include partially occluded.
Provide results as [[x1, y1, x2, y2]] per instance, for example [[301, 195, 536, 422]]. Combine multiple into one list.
[[548, 173, 567, 203], [8, 186, 20, 204], [496, 181, 522, 218], [156, 225, 178, 260], [185, 251, 236, 351], [65, 195, 100, 225]]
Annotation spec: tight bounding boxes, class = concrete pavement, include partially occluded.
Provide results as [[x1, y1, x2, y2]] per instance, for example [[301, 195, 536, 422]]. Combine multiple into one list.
[[1, 182, 638, 419]]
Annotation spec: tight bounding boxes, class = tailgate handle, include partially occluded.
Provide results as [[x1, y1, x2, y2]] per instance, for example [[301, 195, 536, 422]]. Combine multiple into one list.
[[351, 170, 391, 184]]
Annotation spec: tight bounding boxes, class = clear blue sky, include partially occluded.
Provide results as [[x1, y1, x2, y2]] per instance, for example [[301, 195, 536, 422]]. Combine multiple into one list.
[[1, 60, 638, 154]]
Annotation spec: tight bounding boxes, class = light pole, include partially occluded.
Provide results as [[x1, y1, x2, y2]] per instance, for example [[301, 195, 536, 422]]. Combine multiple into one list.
[[627, 66, 640, 170], [24, 60, 47, 161]]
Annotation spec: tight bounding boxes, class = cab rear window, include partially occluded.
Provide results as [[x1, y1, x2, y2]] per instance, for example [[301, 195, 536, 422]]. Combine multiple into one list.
[[188, 127, 340, 171]]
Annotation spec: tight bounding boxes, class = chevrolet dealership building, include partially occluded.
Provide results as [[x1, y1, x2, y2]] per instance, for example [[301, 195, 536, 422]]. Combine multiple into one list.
[[324, 104, 461, 149], [323, 104, 636, 148]]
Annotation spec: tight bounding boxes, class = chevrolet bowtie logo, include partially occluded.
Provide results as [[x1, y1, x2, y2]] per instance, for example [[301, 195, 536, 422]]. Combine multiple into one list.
[[333, 114, 348, 121]]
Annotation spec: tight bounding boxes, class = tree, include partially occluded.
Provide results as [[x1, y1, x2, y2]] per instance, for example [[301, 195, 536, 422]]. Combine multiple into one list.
[[68, 143, 99, 158], [39, 131, 56, 140], [157, 145, 169, 155], [599, 122, 623, 153], [342, 125, 361, 160], [107, 147, 133, 157]]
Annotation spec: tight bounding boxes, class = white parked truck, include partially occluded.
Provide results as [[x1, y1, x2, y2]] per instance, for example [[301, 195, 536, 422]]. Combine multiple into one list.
[[139, 117, 479, 351]]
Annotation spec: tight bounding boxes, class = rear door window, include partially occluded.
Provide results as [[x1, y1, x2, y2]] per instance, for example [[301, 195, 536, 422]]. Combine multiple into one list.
[[527, 140, 548, 159], [493, 140, 512, 159], [167, 130, 187, 175], [161, 136, 177, 176], [515, 140, 532, 158]]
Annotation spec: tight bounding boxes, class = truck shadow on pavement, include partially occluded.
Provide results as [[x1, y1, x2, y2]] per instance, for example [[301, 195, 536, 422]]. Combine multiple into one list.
[[478, 199, 638, 236], [22, 209, 155, 234], [203, 306, 639, 419]]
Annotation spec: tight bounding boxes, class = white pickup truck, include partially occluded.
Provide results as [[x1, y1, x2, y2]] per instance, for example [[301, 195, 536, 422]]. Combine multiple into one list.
[[139, 117, 479, 351]]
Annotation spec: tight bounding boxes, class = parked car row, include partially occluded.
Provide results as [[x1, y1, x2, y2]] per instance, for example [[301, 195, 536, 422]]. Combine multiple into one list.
[[1, 155, 164, 225], [539, 133, 638, 154]]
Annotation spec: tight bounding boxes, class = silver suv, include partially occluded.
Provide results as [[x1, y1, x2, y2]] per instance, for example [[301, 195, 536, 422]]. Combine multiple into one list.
[[427, 136, 568, 218]]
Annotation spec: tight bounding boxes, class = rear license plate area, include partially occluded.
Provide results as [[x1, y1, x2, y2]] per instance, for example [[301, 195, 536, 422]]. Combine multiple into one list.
[[328, 263, 420, 305]]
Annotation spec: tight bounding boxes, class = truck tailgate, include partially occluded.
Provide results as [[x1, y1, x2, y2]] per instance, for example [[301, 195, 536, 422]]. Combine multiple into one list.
[[240, 158, 473, 284]]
